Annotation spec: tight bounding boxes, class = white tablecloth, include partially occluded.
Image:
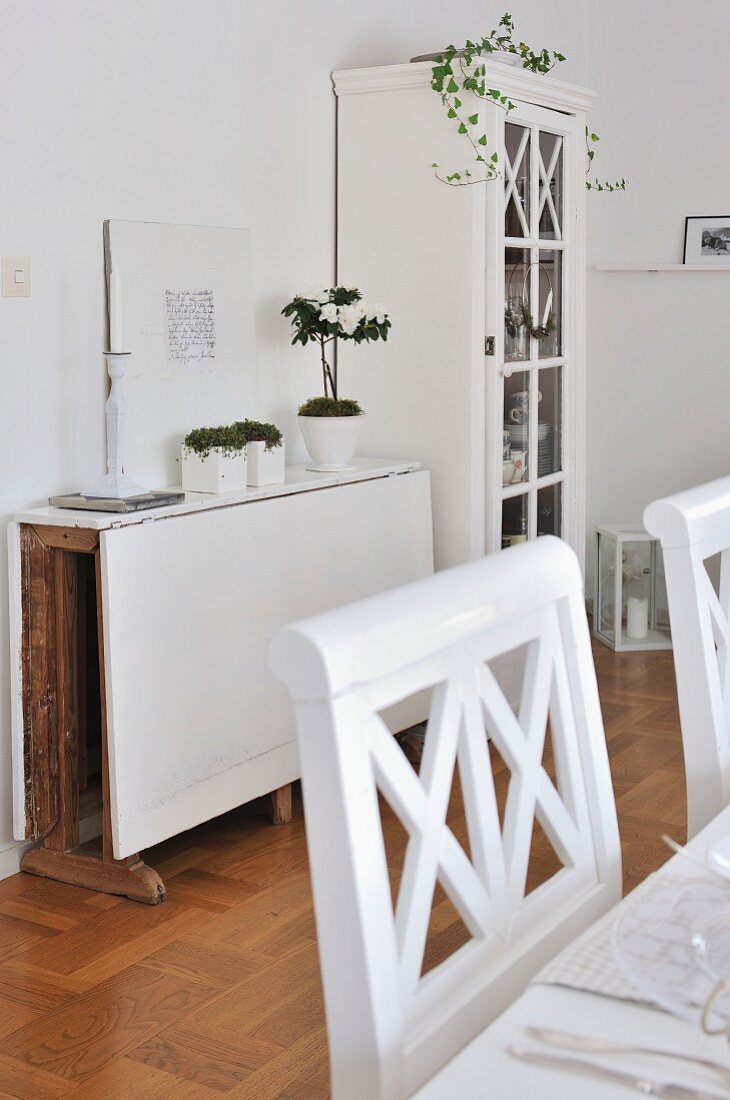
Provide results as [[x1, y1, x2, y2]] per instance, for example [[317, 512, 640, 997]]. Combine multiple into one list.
[[416, 807, 730, 1098]]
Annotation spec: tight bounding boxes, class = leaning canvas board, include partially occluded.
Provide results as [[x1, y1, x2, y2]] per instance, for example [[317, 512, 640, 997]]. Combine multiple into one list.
[[103, 220, 259, 489]]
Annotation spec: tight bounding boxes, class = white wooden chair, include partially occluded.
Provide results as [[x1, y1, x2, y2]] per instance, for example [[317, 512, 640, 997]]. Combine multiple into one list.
[[269, 537, 621, 1100], [645, 476, 730, 838]]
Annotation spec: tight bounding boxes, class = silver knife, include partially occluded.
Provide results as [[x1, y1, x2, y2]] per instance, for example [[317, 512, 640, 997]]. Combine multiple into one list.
[[525, 1026, 730, 1086], [508, 1043, 726, 1099]]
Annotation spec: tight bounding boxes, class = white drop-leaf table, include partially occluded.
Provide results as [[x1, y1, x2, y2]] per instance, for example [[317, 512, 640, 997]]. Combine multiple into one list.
[[9, 460, 433, 903]]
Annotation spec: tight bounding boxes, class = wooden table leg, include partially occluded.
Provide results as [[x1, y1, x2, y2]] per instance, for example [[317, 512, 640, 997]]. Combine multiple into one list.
[[20, 528, 165, 905], [270, 783, 292, 825]]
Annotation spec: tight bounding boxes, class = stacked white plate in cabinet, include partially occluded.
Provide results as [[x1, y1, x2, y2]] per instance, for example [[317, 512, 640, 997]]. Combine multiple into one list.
[[504, 421, 556, 478]]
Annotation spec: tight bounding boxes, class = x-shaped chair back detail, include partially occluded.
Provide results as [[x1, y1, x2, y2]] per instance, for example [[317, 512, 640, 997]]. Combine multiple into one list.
[[270, 537, 620, 1100]]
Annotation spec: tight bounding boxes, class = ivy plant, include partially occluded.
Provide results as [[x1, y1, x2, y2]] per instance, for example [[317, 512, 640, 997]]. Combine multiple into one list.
[[430, 12, 624, 193]]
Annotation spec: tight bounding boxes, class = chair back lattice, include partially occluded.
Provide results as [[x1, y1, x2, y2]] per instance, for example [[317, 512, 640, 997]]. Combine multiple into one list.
[[646, 476, 730, 837], [270, 537, 620, 1100]]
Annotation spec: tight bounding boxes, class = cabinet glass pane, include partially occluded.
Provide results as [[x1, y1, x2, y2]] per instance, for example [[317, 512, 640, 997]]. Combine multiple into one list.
[[504, 248, 530, 363], [504, 124, 530, 239], [503, 370, 530, 483], [537, 366, 562, 477], [538, 131, 563, 241], [502, 494, 529, 549], [538, 250, 562, 359], [537, 483, 561, 538]]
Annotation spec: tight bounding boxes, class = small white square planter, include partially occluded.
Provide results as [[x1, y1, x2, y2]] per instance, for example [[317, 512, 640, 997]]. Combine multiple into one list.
[[246, 441, 285, 487], [181, 447, 247, 494]]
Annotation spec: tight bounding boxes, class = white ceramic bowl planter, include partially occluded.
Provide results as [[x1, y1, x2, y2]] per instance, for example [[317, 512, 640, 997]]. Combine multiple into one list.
[[181, 446, 247, 494], [298, 414, 365, 472], [282, 284, 391, 474], [246, 440, 286, 486]]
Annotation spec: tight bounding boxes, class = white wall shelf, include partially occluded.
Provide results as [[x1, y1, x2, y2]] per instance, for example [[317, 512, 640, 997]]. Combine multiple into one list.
[[594, 263, 730, 272]]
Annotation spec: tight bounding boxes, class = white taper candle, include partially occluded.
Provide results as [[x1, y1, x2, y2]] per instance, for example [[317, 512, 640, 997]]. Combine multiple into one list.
[[109, 269, 122, 352], [541, 288, 553, 329]]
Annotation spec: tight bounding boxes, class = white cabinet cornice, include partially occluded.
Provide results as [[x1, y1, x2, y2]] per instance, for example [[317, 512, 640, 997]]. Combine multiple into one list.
[[332, 58, 597, 114]]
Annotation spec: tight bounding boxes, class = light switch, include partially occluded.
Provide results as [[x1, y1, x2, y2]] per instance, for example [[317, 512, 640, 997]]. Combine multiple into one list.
[[2, 257, 31, 297]]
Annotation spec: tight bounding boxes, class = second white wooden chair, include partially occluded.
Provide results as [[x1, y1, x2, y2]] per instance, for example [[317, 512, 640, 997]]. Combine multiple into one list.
[[645, 475, 730, 838], [269, 536, 621, 1100]]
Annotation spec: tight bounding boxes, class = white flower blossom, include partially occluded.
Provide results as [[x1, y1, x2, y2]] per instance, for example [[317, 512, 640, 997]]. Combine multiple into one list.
[[304, 285, 331, 304], [319, 302, 339, 323], [337, 302, 366, 335], [371, 302, 387, 324]]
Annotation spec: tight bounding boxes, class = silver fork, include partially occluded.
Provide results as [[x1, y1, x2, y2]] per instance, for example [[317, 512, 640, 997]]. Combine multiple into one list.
[[527, 1026, 730, 1087]]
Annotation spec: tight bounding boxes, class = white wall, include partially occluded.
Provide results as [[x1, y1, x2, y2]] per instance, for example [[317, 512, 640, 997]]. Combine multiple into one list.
[[584, 0, 730, 591], [0, 1, 587, 867]]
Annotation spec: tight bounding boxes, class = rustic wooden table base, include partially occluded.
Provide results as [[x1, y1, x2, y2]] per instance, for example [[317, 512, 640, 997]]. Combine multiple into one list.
[[18, 521, 292, 906], [22, 846, 167, 904]]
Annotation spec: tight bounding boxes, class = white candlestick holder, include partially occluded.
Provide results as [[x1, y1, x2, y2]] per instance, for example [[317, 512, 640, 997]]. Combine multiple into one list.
[[82, 351, 148, 499]]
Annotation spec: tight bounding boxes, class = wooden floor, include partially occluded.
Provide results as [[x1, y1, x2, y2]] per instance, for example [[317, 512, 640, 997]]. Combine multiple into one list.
[[0, 642, 685, 1098]]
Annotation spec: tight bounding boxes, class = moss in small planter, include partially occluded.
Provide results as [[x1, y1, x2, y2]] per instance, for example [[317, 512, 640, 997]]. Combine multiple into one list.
[[298, 397, 363, 417], [232, 419, 283, 452], [182, 423, 248, 460]]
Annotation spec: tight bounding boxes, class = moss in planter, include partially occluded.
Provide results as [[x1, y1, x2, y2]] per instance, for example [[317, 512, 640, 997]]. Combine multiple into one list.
[[298, 397, 363, 417], [183, 418, 283, 459], [182, 423, 247, 460], [232, 419, 283, 452]]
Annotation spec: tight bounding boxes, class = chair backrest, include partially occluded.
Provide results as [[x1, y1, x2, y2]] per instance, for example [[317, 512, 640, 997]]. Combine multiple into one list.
[[645, 476, 730, 838], [269, 537, 621, 1100]]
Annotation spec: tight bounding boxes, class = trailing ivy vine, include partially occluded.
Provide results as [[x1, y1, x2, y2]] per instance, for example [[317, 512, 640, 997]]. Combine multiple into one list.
[[430, 12, 625, 193]]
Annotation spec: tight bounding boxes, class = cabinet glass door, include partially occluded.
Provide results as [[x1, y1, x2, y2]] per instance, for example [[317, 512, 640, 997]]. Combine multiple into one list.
[[491, 102, 576, 553]]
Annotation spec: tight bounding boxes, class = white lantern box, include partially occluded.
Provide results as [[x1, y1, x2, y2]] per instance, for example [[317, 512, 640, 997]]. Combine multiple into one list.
[[594, 523, 672, 652]]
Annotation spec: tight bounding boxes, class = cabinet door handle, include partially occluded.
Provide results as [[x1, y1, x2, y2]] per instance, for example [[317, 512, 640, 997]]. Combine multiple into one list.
[[500, 362, 514, 378]]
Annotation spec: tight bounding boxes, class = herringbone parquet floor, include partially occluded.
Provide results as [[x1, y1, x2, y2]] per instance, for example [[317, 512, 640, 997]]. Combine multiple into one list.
[[0, 642, 685, 1098]]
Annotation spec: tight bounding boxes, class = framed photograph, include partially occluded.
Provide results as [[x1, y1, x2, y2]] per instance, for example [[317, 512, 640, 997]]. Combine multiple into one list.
[[684, 215, 730, 265]]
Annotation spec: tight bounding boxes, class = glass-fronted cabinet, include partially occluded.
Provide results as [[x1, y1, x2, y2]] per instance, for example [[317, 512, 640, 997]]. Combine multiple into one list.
[[487, 100, 580, 556], [335, 56, 593, 571]]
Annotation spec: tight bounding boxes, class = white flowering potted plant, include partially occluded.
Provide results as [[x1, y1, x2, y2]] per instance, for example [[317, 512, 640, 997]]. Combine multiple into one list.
[[282, 285, 391, 471]]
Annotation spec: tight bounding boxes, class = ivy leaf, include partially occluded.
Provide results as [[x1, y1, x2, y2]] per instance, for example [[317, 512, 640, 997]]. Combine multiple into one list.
[[491, 152, 499, 162], [454, 97, 462, 108], [458, 123, 467, 134], [447, 109, 457, 119], [468, 113, 479, 125], [447, 77, 458, 93], [478, 134, 487, 145]]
